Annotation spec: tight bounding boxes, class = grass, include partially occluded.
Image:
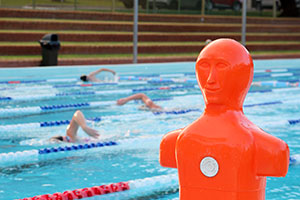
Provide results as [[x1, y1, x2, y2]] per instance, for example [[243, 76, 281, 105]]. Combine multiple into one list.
[[0, 0, 124, 7], [0, 41, 207, 46], [1, 41, 300, 46], [1, 50, 300, 61], [1, 30, 300, 36], [251, 50, 300, 55], [0, 53, 198, 60], [4, 17, 300, 27]]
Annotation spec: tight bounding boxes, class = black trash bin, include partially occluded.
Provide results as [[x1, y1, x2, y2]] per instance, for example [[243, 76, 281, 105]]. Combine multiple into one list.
[[39, 34, 60, 66]]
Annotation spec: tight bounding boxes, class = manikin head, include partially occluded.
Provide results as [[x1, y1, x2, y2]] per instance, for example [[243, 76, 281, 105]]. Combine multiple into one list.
[[196, 39, 253, 111]]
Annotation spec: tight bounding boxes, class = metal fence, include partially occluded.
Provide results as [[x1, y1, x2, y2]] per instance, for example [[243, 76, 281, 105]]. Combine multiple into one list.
[[0, 0, 277, 17]]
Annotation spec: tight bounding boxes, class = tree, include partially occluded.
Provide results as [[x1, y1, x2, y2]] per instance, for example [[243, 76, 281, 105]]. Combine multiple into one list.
[[279, 0, 299, 17]]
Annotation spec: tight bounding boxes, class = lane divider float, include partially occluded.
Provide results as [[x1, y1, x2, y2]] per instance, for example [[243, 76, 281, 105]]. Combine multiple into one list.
[[0, 97, 174, 118], [0, 135, 163, 167], [0, 107, 197, 134], [0, 85, 195, 103], [0, 100, 285, 133], [15, 153, 300, 200], [2, 80, 300, 104], [0, 101, 115, 118], [252, 81, 300, 88], [19, 173, 179, 200], [0, 141, 117, 166], [2, 67, 300, 87]]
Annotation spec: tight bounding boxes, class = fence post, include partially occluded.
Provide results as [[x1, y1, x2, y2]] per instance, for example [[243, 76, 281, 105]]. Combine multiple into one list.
[[146, 0, 149, 13], [32, 0, 36, 9], [112, 0, 116, 12], [74, 0, 77, 10], [178, 0, 181, 13], [272, 0, 277, 18], [201, 0, 205, 16], [153, 0, 157, 13], [133, 0, 138, 63], [241, 0, 247, 46]]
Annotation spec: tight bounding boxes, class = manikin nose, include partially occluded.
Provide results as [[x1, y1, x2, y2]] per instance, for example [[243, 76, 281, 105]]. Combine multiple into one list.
[[207, 66, 217, 84]]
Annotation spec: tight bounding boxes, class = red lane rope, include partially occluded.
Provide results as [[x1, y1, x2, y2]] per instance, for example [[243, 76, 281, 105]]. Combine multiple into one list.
[[8, 81, 21, 84], [80, 84, 92, 87], [159, 86, 170, 90], [19, 182, 130, 200]]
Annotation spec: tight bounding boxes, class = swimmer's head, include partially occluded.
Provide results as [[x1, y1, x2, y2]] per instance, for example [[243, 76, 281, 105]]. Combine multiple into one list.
[[80, 75, 88, 82], [196, 38, 253, 110]]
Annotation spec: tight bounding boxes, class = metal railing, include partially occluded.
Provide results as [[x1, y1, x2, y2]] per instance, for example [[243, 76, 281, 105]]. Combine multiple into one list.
[[0, 0, 262, 15]]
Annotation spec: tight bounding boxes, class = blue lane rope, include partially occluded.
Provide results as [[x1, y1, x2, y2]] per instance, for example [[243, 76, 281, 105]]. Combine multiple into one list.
[[0, 135, 163, 166], [0, 143, 299, 167], [0, 97, 175, 118], [54, 82, 117, 88], [288, 119, 300, 125], [40, 116, 101, 127], [153, 108, 201, 115], [0, 101, 113, 118], [244, 101, 282, 107], [40, 102, 90, 110], [132, 85, 195, 92], [0, 99, 289, 132], [1, 80, 300, 101], [0, 85, 194, 103], [38, 141, 117, 154], [0, 140, 118, 167]]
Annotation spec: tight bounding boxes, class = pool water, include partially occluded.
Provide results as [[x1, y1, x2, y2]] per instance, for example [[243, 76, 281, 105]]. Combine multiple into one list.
[[1, 60, 300, 199]]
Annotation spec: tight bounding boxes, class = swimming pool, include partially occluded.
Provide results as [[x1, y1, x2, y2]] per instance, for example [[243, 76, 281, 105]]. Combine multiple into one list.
[[1, 59, 300, 199]]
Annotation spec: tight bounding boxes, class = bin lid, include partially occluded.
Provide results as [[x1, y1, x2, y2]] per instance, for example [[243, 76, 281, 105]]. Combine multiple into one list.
[[40, 34, 59, 42]]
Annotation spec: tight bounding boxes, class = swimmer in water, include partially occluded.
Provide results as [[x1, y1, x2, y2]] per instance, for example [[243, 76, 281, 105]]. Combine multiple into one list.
[[117, 93, 163, 111], [80, 68, 116, 82], [51, 94, 161, 143], [50, 110, 99, 143]]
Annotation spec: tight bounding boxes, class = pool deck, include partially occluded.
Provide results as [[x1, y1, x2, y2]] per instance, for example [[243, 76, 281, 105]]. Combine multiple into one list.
[[1, 53, 300, 68]]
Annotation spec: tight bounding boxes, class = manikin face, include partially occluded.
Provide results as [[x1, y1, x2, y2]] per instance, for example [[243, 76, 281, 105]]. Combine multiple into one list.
[[196, 39, 253, 109]]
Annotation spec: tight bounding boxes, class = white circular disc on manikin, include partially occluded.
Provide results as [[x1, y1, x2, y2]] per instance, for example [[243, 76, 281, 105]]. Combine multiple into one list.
[[200, 156, 219, 177]]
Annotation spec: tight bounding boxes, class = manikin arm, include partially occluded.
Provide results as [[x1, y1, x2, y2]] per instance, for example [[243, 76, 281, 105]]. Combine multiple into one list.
[[254, 130, 289, 177], [160, 128, 183, 168]]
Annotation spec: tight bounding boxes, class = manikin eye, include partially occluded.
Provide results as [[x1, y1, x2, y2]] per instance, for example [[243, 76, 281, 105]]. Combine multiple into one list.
[[199, 62, 210, 69], [216, 63, 228, 69]]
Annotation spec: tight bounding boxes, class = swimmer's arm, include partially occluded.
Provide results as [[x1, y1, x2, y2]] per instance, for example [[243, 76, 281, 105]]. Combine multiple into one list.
[[82, 126, 100, 138], [117, 93, 146, 105], [89, 68, 116, 76], [254, 131, 289, 177], [160, 128, 183, 168]]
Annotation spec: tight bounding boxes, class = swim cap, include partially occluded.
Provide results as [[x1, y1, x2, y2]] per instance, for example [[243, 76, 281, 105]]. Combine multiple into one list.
[[80, 75, 88, 82]]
